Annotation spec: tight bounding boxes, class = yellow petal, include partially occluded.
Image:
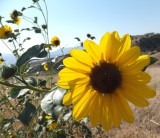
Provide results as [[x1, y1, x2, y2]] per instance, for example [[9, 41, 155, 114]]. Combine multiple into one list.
[[71, 83, 90, 103], [122, 71, 151, 84], [109, 32, 121, 61], [118, 34, 131, 56], [114, 91, 134, 123], [58, 68, 88, 80], [84, 40, 101, 64], [117, 46, 140, 66], [127, 55, 150, 72], [70, 49, 94, 67], [122, 81, 156, 98], [72, 89, 94, 120], [108, 94, 121, 127], [58, 77, 90, 89], [63, 91, 72, 105], [101, 100, 112, 131], [63, 57, 91, 74], [100, 32, 120, 62], [120, 86, 149, 107], [89, 92, 103, 127]]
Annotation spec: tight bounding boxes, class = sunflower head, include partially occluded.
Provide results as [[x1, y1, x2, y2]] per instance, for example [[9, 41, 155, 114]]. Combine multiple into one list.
[[10, 10, 21, 25], [47, 122, 58, 130], [0, 25, 12, 39], [58, 31, 156, 131], [13, 17, 21, 25], [0, 58, 5, 64], [43, 63, 49, 71], [11, 10, 19, 17], [44, 115, 58, 130], [51, 36, 60, 47]]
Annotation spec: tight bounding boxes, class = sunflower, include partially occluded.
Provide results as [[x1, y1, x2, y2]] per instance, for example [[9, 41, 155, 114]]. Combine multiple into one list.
[[0, 25, 12, 39], [10, 10, 21, 25], [45, 115, 58, 130], [13, 17, 21, 25], [43, 63, 49, 71], [51, 36, 60, 47], [48, 122, 58, 130], [0, 58, 5, 64], [58, 31, 156, 131]]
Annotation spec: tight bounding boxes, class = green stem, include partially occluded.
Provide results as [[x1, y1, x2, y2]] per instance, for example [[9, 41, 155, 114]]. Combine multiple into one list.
[[36, 1, 49, 43], [1, 39, 13, 53], [0, 80, 57, 92], [59, 45, 65, 56], [23, 16, 46, 42], [42, 0, 49, 43]]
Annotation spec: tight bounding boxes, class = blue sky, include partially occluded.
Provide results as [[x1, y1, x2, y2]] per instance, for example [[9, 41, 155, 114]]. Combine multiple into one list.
[[0, 0, 160, 54]]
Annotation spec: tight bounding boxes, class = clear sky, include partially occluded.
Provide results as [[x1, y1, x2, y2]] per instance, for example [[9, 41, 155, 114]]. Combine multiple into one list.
[[0, 0, 160, 54]]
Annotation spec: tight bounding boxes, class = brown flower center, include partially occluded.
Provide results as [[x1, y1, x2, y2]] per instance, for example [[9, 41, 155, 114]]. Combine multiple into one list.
[[54, 40, 60, 46], [90, 62, 122, 94], [5, 31, 12, 38]]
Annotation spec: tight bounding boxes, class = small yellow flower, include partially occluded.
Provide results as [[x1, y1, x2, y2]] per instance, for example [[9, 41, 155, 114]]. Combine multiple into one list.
[[58, 31, 156, 131], [48, 122, 58, 130], [10, 10, 21, 25], [13, 17, 21, 25], [51, 36, 60, 47], [45, 115, 52, 120], [0, 25, 12, 39], [0, 58, 5, 64], [43, 63, 49, 71]]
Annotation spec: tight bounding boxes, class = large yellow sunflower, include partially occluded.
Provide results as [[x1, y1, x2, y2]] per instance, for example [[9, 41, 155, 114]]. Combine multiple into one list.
[[0, 25, 12, 39], [58, 31, 156, 131]]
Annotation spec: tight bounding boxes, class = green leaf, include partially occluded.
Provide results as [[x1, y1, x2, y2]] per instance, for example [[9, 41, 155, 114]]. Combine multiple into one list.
[[150, 56, 158, 65], [21, 7, 26, 11], [1, 65, 17, 80], [34, 17, 38, 24], [26, 77, 37, 86], [32, 27, 41, 33], [14, 32, 21, 38], [22, 37, 31, 43], [14, 29, 19, 32], [18, 101, 36, 125], [17, 11, 23, 16], [19, 60, 30, 74], [87, 33, 91, 38], [38, 79, 47, 87], [16, 44, 47, 70], [41, 88, 66, 121], [32, 0, 39, 2], [5, 20, 14, 24], [143, 56, 158, 71], [74, 37, 81, 41], [28, 5, 36, 9], [21, 28, 31, 31], [44, 44, 53, 48], [90, 36, 96, 40], [42, 24, 47, 30], [10, 87, 29, 99], [35, 28, 41, 33]]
